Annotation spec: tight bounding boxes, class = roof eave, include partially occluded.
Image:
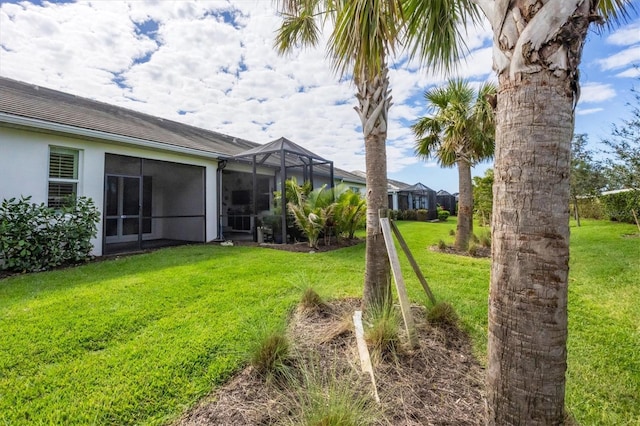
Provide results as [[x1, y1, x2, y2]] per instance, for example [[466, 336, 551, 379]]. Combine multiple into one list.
[[0, 112, 226, 160]]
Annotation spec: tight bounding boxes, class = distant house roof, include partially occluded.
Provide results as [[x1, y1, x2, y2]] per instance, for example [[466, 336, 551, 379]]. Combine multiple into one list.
[[401, 182, 435, 194], [234, 136, 330, 162], [437, 190, 453, 196], [387, 178, 410, 191]]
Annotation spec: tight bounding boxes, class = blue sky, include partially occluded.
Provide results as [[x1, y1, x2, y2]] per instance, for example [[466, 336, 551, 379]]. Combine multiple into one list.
[[1, 1, 638, 193]]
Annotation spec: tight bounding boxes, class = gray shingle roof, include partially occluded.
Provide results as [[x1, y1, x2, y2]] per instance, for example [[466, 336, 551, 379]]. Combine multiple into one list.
[[0, 76, 258, 156], [0, 76, 365, 184]]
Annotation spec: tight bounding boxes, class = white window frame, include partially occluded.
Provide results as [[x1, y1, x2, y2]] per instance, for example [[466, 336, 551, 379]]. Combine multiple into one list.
[[48, 146, 80, 208]]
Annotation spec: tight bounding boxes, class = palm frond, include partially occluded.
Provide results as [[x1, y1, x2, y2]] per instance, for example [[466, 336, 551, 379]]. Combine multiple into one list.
[[402, 0, 482, 74], [597, 0, 636, 30], [274, 0, 324, 54], [329, 0, 404, 81]]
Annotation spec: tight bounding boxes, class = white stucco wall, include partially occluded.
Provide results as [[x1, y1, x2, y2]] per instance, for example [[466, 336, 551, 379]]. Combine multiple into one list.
[[0, 126, 219, 256]]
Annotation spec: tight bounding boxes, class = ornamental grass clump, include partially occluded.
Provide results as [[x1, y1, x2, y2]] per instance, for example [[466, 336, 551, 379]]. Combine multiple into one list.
[[248, 327, 292, 383], [299, 287, 330, 314], [364, 301, 400, 361], [427, 301, 459, 327], [288, 357, 378, 426]]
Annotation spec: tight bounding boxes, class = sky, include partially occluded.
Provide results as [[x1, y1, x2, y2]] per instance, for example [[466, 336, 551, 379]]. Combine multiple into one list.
[[1, 1, 638, 193]]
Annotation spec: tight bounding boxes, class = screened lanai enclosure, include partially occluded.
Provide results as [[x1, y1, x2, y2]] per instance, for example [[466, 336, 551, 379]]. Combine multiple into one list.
[[228, 137, 334, 244], [103, 154, 206, 255]]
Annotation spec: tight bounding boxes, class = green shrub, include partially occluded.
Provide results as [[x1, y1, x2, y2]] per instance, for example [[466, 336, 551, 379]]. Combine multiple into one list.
[[478, 230, 492, 248], [437, 239, 447, 250], [600, 190, 640, 224], [571, 198, 605, 220], [468, 242, 478, 256], [416, 209, 428, 221], [0, 196, 99, 272], [437, 208, 450, 221], [404, 209, 417, 221]]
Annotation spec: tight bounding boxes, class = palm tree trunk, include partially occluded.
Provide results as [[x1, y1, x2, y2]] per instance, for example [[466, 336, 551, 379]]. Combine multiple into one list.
[[455, 159, 473, 251], [357, 67, 392, 311], [487, 71, 571, 425]]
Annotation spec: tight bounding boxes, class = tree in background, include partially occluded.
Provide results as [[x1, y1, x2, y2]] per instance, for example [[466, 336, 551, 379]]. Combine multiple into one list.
[[602, 83, 640, 191], [570, 134, 606, 226], [412, 79, 496, 251], [601, 81, 640, 228], [472, 168, 494, 227], [275, 0, 477, 311]]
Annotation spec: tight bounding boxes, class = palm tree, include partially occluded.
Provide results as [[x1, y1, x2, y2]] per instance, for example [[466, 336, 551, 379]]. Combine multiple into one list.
[[455, 1, 635, 423], [412, 79, 496, 251], [274, 0, 476, 311]]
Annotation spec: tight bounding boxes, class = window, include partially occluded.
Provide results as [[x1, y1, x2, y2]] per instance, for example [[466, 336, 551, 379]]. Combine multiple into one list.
[[48, 147, 79, 208]]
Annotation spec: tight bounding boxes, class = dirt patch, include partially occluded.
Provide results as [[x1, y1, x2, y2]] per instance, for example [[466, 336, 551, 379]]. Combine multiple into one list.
[[176, 298, 486, 425]]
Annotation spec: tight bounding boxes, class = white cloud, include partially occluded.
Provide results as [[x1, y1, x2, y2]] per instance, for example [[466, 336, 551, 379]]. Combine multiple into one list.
[[578, 82, 616, 104], [615, 67, 640, 78], [596, 45, 640, 71], [576, 107, 604, 116], [0, 1, 636, 189], [606, 21, 640, 46]]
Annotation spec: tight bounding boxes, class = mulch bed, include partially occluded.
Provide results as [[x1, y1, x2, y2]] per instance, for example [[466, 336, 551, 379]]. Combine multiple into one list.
[[229, 237, 364, 253], [176, 298, 486, 425]]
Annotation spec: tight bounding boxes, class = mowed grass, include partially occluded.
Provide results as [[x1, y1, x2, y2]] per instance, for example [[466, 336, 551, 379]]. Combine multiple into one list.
[[0, 219, 637, 424]]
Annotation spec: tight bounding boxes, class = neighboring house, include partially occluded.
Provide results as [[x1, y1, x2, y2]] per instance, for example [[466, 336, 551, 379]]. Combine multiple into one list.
[[436, 190, 457, 214], [0, 77, 364, 255], [387, 178, 437, 220]]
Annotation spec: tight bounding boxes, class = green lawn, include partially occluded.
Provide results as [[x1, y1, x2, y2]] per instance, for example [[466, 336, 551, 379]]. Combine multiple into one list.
[[0, 219, 637, 424]]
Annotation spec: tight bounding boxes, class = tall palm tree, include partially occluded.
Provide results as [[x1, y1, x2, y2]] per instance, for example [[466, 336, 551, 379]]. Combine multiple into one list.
[[453, 1, 635, 423], [274, 0, 477, 311], [412, 79, 496, 251]]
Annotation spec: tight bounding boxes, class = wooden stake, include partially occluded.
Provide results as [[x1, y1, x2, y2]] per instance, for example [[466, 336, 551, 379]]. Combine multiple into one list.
[[390, 220, 437, 306], [379, 217, 417, 347], [353, 310, 380, 403]]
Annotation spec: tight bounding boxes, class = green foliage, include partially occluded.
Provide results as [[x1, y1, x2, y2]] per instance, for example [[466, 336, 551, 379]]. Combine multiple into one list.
[[286, 180, 366, 247], [364, 300, 400, 360], [416, 209, 428, 221], [437, 239, 447, 250], [473, 168, 494, 226], [1, 219, 637, 424], [248, 327, 292, 383], [333, 184, 366, 240], [286, 178, 334, 248], [299, 287, 329, 313], [601, 81, 640, 192], [571, 134, 607, 225], [437, 207, 450, 221], [404, 209, 418, 221], [475, 229, 491, 248], [0, 196, 99, 272], [289, 358, 378, 426], [600, 190, 640, 223]]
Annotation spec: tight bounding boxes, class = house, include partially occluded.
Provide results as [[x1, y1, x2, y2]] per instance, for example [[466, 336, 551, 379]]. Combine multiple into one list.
[[0, 76, 365, 255], [387, 178, 437, 220], [436, 190, 457, 214]]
